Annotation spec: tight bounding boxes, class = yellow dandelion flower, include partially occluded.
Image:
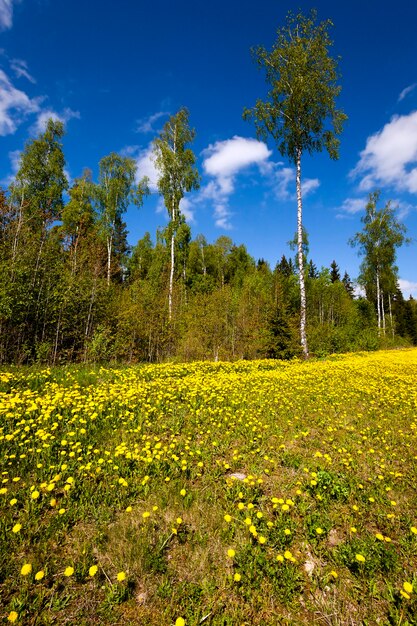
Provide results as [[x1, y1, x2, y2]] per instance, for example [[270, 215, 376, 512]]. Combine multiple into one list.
[[64, 566, 74, 577], [20, 563, 32, 576], [375, 533, 384, 541], [7, 611, 18, 623], [10, 498, 17, 506], [89, 565, 98, 577], [224, 514, 232, 523], [175, 618, 185, 626], [316, 527, 324, 535], [125, 506, 132, 513], [31, 491, 40, 500], [403, 582, 413, 594], [355, 554, 365, 563], [180, 489, 186, 497], [227, 549, 235, 558], [330, 570, 338, 578], [400, 590, 410, 600], [12, 523, 22, 533], [276, 554, 284, 562], [258, 536, 266, 544], [284, 550, 293, 560], [58, 508, 66, 515], [233, 573, 241, 582], [411, 526, 417, 535], [116, 571, 126, 582], [142, 511, 150, 519], [176, 517, 182, 525], [35, 570, 45, 581]]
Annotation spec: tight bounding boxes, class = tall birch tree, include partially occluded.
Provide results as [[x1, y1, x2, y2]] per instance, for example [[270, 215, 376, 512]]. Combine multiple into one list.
[[153, 108, 200, 321], [350, 191, 408, 335], [243, 9, 347, 358], [96, 153, 148, 286]]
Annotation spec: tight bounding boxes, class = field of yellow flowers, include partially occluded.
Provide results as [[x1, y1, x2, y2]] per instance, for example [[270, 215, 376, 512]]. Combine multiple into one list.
[[1, 349, 417, 625]]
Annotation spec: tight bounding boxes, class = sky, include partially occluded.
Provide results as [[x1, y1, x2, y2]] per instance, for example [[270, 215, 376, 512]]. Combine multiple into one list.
[[1, 0, 417, 296]]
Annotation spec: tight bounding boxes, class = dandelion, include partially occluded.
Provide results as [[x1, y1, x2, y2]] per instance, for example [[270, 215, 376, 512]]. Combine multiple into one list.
[[227, 549, 235, 558], [180, 489, 186, 497], [330, 570, 338, 578], [403, 581, 413, 594], [276, 554, 284, 562], [258, 536, 266, 544], [355, 554, 365, 563], [142, 511, 150, 519], [375, 533, 384, 541], [7, 611, 18, 623], [12, 523, 22, 533], [316, 527, 324, 535], [58, 508, 66, 515], [411, 526, 417, 535], [224, 514, 232, 523], [176, 517, 183, 525], [125, 506, 132, 513], [175, 618, 185, 626], [89, 565, 98, 577], [117, 571, 126, 582], [233, 572, 241, 582], [35, 570, 45, 581], [31, 490, 40, 500], [64, 566, 74, 577], [20, 563, 32, 576]]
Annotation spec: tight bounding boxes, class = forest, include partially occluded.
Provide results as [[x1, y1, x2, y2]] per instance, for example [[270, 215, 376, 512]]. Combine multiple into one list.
[[1, 9, 416, 366], [0, 117, 416, 365]]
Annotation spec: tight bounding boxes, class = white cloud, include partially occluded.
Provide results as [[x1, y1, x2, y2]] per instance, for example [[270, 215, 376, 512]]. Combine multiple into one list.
[[0, 0, 15, 31], [136, 110, 169, 134], [335, 197, 365, 218], [398, 279, 417, 299], [398, 83, 417, 102], [179, 197, 194, 223], [352, 111, 417, 194], [133, 144, 159, 191], [203, 136, 271, 178], [10, 58, 36, 83], [0, 69, 41, 135], [202, 136, 271, 229], [268, 164, 320, 200], [32, 107, 80, 135]]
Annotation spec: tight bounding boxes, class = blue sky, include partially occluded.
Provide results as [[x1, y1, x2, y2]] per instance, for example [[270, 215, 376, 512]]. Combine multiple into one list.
[[1, 0, 417, 295]]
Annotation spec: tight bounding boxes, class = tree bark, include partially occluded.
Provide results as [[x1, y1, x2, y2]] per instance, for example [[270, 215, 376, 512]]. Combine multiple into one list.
[[376, 270, 381, 334], [296, 148, 309, 358], [168, 227, 175, 322]]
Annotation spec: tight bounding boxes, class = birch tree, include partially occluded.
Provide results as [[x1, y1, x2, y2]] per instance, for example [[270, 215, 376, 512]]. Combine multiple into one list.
[[350, 191, 408, 336], [243, 9, 346, 358], [153, 108, 200, 321], [96, 153, 148, 286]]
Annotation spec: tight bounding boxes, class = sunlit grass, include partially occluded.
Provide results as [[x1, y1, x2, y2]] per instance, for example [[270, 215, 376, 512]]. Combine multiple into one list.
[[1, 350, 417, 624]]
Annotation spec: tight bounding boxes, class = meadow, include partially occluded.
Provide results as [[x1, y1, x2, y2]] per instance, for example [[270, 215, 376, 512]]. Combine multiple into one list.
[[1, 349, 417, 625]]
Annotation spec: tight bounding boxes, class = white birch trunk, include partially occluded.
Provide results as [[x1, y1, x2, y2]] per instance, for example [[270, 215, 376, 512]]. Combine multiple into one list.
[[296, 148, 309, 358], [376, 270, 381, 333], [168, 227, 175, 322], [381, 290, 386, 335]]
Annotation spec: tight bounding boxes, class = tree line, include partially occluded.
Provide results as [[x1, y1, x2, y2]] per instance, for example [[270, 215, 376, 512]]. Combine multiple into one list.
[[0, 9, 416, 364]]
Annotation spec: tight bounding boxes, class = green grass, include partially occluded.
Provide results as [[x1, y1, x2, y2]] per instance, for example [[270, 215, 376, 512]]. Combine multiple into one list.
[[1, 350, 417, 624]]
